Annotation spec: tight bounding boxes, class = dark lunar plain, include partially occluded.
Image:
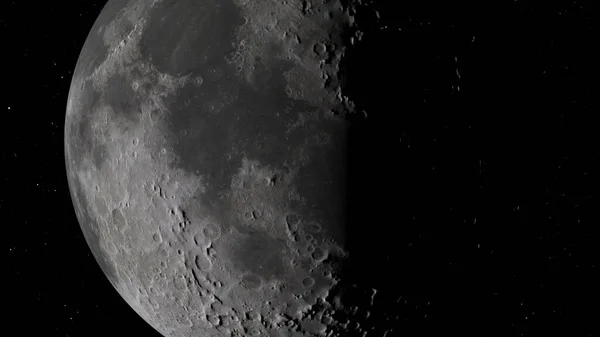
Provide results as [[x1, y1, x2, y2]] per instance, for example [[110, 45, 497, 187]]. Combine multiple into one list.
[[3, 0, 598, 337]]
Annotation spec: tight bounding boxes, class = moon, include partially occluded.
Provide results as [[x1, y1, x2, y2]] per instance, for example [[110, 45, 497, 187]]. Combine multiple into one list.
[[64, 0, 362, 336]]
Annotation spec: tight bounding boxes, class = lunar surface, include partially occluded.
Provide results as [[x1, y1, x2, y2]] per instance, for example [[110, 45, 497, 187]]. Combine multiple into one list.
[[64, 0, 369, 336]]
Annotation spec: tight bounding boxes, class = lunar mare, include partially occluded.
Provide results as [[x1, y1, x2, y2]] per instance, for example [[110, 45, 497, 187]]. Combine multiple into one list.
[[65, 0, 362, 337]]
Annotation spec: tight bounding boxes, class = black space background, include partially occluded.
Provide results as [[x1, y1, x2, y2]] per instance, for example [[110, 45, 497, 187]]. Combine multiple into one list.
[[1, 1, 597, 337]]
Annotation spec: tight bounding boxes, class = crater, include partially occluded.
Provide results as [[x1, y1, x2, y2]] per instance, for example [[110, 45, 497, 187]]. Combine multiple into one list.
[[111, 208, 127, 230], [203, 223, 222, 241], [311, 247, 328, 262], [195, 252, 212, 271], [305, 221, 322, 233], [285, 212, 302, 231], [302, 277, 315, 287]]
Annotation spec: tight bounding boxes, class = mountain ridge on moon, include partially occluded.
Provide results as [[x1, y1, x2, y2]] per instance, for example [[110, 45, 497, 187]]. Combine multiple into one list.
[[65, 0, 376, 336]]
